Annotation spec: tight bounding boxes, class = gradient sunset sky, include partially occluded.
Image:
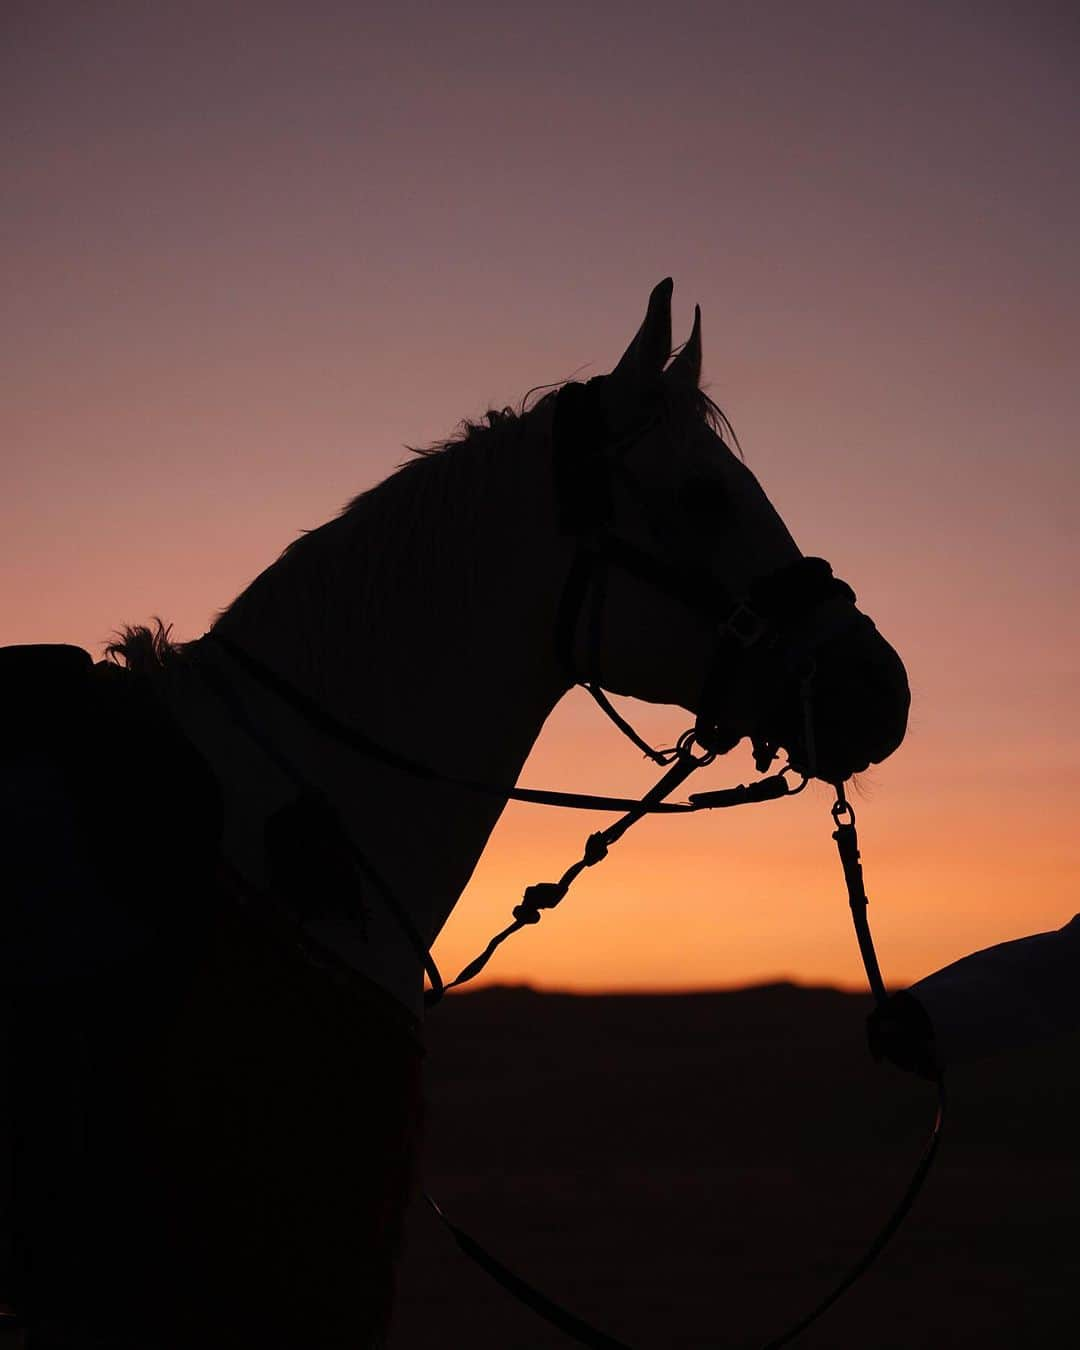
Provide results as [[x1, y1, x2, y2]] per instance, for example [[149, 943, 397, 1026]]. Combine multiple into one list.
[[5, 1, 1077, 992]]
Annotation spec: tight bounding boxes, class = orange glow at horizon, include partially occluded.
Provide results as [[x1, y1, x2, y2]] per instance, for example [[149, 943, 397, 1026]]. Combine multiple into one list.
[[431, 679, 1080, 995], [4, 3, 1077, 994]]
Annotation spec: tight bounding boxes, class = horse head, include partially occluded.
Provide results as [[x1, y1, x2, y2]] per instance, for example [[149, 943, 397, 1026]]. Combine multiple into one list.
[[556, 278, 909, 785]]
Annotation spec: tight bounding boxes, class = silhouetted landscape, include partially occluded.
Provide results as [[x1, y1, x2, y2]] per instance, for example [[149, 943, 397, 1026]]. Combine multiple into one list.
[[392, 985, 1079, 1349]]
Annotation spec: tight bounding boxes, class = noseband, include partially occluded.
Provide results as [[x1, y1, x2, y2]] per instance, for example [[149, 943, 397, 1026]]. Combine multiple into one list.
[[193, 380, 945, 1350]]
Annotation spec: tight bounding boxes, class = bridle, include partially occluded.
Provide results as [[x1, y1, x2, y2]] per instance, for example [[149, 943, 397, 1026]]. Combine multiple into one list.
[[193, 377, 946, 1348], [549, 377, 876, 771]]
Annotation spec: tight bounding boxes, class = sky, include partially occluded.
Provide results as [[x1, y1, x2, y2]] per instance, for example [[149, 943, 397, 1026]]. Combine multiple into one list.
[[4, 0, 1078, 993]]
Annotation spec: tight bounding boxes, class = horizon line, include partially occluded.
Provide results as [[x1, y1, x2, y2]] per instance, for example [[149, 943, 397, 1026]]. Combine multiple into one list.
[[441, 976, 889, 998]]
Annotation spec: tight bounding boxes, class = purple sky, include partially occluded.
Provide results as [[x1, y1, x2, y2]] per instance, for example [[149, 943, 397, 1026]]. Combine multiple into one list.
[[4, 1, 1078, 989]]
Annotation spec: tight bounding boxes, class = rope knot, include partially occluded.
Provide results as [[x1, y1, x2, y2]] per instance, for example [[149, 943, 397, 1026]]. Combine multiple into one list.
[[515, 881, 567, 923], [583, 832, 609, 866]]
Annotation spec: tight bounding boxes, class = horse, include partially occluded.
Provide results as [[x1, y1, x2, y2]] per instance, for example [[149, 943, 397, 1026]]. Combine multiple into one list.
[[0, 279, 910, 1349]]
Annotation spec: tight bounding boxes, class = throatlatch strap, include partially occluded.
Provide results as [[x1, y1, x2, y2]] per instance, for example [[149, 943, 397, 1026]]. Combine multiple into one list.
[[582, 683, 675, 765]]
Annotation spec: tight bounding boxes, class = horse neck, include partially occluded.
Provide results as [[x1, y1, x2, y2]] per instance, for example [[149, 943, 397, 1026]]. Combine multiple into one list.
[[197, 408, 571, 1010]]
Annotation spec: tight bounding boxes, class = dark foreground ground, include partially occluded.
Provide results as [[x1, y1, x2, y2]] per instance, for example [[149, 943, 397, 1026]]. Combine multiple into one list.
[[391, 986, 1079, 1350]]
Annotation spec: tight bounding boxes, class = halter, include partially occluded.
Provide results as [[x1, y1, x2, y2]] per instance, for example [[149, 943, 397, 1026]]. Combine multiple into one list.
[[191, 379, 945, 1349]]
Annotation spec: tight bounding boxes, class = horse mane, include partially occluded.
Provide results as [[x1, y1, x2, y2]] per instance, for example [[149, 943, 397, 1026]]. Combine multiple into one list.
[[105, 375, 737, 673], [106, 618, 182, 673], [398, 378, 738, 464]]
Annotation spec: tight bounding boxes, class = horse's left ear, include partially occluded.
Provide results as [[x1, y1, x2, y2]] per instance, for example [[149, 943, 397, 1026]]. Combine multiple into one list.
[[609, 277, 673, 387], [664, 303, 702, 392]]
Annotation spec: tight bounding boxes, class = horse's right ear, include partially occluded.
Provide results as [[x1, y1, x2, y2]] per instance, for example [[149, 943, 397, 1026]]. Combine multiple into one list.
[[608, 278, 673, 389], [664, 303, 702, 392]]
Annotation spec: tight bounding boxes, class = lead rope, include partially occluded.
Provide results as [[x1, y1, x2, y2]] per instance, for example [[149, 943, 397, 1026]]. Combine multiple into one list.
[[194, 640, 941, 1348], [752, 698, 949, 1347], [430, 706, 945, 1350], [426, 731, 712, 1006], [754, 782, 947, 1349], [430, 783, 948, 1350]]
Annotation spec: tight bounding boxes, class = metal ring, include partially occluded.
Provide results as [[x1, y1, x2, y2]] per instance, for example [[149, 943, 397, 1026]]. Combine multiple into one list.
[[831, 796, 856, 827], [677, 727, 717, 765]]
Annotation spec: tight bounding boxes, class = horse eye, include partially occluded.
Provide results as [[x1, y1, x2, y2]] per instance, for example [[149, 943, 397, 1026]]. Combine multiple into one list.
[[678, 476, 731, 525]]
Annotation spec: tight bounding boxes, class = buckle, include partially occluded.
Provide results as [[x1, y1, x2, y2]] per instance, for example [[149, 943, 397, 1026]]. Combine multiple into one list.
[[721, 601, 768, 647]]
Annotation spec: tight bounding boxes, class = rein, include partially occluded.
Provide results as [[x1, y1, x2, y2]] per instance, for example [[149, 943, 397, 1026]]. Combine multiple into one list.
[[199, 637, 944, 1349], [190, 378, 944, 1347], [198, 632, 801, 1006], [424, 782, 947, 1350]]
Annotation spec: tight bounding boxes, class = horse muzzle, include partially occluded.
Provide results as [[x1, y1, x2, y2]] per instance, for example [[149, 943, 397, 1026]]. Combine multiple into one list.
[[693, 559, 910, 784], [764, 624, 910, 783]]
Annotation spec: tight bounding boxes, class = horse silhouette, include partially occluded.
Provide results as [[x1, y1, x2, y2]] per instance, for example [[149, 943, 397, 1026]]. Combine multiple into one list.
[[1, 280, 909, 1348]]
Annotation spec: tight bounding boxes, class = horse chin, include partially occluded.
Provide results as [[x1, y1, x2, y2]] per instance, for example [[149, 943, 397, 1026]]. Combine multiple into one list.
[[769, 698, 908, 785]]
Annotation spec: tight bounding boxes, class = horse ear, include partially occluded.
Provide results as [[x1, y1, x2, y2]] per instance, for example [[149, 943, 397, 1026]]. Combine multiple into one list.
[[609, 277, 673, 387], [664, 303, 702, 392]]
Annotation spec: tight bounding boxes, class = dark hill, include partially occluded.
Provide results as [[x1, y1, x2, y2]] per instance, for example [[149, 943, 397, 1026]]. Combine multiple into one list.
[[391, 985, 1079, 1349]]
